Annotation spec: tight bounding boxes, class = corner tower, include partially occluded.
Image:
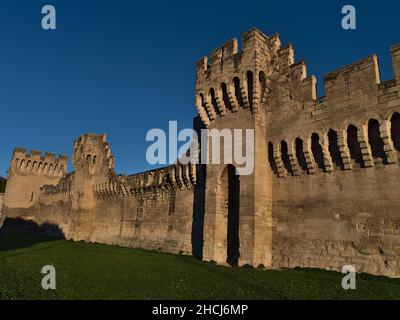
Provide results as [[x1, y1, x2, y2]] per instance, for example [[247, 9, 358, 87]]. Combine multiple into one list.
[[4, 149, 68, 210]]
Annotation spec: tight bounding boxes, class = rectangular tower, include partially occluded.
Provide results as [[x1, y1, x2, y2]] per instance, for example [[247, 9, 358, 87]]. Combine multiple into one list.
[[196, 28, 277, 267]]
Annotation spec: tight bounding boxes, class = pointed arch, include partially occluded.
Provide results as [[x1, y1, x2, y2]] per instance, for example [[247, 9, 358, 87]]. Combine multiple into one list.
[[259, 71, 267, 104], [347, 124, 363, 167], [209, 88, 220, 116], [233, 77, 243, 107], [280, 140, 293, 175], [390, 112, 400, 151], [268, 142, 278, 175], [221, 82, 232, 111], [368, 118, 387, 164], [311, 133, 324, 170], [328, 129, 344, 170], [199, 93, 208, 118], [217, 164, 240, 266], [246, 71, 254, 108], [19, 159, 26, 170], [295, 137, 308, 172]]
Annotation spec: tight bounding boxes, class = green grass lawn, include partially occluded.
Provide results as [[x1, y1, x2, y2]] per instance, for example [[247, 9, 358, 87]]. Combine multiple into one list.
[[1, 233, 400, 300]]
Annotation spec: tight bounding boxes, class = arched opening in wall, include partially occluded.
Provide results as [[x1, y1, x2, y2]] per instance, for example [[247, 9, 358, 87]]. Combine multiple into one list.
[[233, 77, 244, 107], [259, 71, 266, 104], [221, 83, 232, 111], [328, 129, 344, 170], [93, 156, 97, 165], [27, 160, 32, 171], [368, 119, 387, 164], [49, 164, 53, 173], [19, 159, 25, 170], [347, 124, 363, 167], [280, 140, 293, 175], [390, 113, 400, 151], [295, 138, 308, 172], [311, 133, 325, 170], [209, 88, 220, 116], [246, 71, 253, 109], [268, 142, 279, 175], [87, 154, 92, 164], [219, 164, 240, 266], [33, 161, 37, 171], [43, 163, 48, 172], [199, 93, 210, 119]]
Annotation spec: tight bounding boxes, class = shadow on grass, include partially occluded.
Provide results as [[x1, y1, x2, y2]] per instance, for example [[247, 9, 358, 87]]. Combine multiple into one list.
[[0, 217, 64, 251]]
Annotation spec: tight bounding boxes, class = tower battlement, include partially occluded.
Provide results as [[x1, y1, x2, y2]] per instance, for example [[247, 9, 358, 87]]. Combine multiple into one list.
[[195, 28, 281, 77], [391, 44, 400, 81], [195, 28, 400, 130], [195, 28, 315, 127], [10, 148, 68, 177], [72, 133, 115, 173]]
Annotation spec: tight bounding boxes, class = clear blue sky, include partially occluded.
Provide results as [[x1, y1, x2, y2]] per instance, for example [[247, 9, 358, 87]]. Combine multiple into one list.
[[0, 0, 398, 176]]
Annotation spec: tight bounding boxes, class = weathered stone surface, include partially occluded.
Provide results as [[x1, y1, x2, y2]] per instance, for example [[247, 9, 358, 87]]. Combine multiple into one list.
[[3, 28, 400, 278]]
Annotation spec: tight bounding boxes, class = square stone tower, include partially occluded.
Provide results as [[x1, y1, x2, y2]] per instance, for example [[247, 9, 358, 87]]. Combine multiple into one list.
[[195, 28, 277, 267], [71, 133, 115, 210]]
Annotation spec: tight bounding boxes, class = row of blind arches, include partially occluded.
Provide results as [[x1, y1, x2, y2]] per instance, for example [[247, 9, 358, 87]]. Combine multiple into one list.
[[17, 159, 65, 175], [198, 70, 267, 117], [268, 113, 400, 176]]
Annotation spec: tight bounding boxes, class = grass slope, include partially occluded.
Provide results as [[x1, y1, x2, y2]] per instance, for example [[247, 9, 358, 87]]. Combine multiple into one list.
[[1, 233, 400, 300]]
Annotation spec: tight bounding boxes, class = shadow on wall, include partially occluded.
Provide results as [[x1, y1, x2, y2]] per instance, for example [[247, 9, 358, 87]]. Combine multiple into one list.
[[191, 117, 206, 259], [192, 163, 205, 259], [0, 217, 65, 241], [0, 218, 64, 251], [0, 211, 5, 230], [0, 177, 6, 193]]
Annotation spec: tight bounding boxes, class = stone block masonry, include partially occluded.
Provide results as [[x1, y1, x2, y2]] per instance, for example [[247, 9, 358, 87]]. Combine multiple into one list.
[[3, 27, 400, 278]]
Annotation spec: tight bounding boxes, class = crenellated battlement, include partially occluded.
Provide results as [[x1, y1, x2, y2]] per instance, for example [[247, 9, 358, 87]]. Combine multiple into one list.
[[39, 173, 74, 205], [322, 55, 381, 104], [5, 29, 400, 278], [266, 46, 400, 180], [4, 147, 68, 209], [195, 28, 281, 77], [72, 133, 115, 174], [266, 41, 400, 120], [10, 148, 68, 177], [391, 44, 400, 81], [93, 163, 197, 200], [194, 28, 315, 127], [195, 28, 400, 130]]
